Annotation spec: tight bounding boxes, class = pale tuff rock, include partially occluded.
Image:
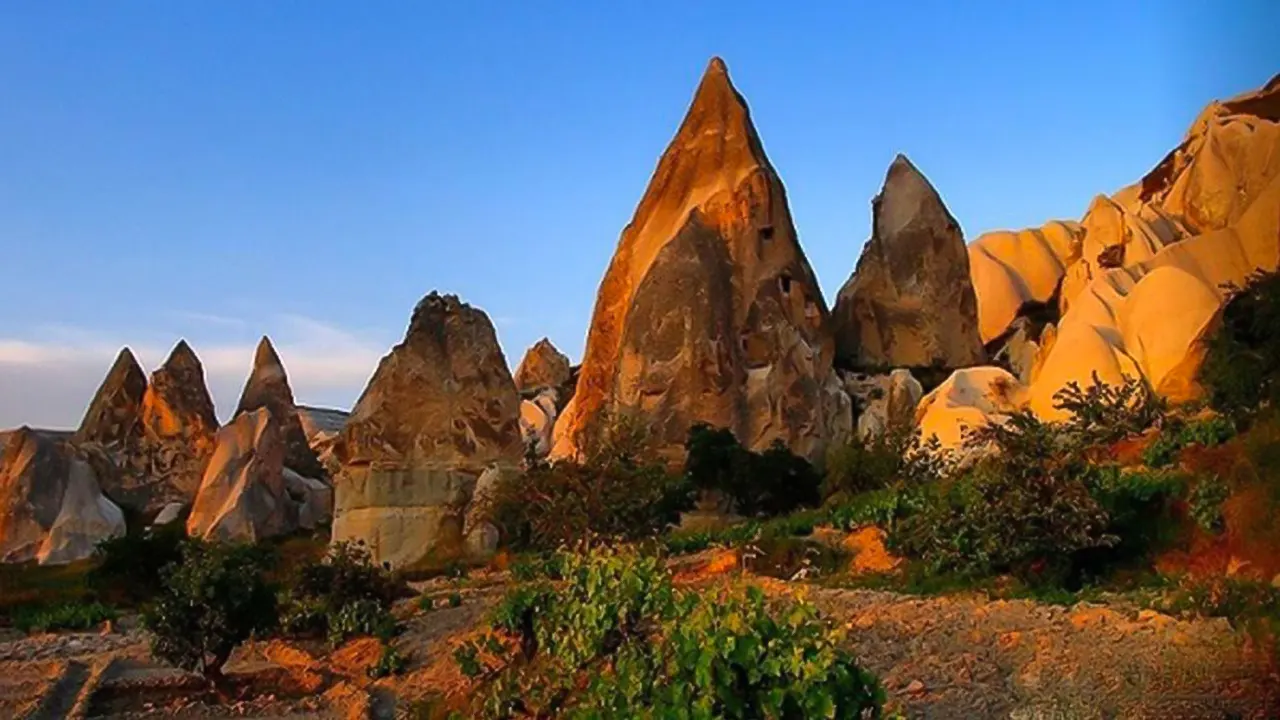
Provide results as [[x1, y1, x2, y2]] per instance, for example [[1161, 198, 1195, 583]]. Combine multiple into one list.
[[551, 57, 847, 464], [915, 367, 1025, 451], [284, 468, 332, 531], [968, 221, 1082, 344], [151, 502, 185, 527], [519, 389, 559, 458], [832, 154, 985, 369], [187, 408, 297, 543], [73, 347, 148, 447], [845, 369, 923, 441], [332, 292, 522, 568]]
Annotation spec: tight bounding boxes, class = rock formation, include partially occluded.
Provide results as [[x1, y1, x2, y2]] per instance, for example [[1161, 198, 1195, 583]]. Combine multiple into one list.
[[845, 370, 923, 441], [832, 155, 985, 370], [298, 405, 349, 478], [550, 57, 850, 464], [519, 389, 559, 457], [233, 336, 326, 479], [284, 468, 332, 530], [73, 347, 147, 447], [85, 340, 219, 512], [927, 74, 1280, 444], [0, 428, 125, 565], [332, 292, 523, 568], [512, 338, 572, 394], [187, 408, 297, 542], [915, 367, 1025, 451]]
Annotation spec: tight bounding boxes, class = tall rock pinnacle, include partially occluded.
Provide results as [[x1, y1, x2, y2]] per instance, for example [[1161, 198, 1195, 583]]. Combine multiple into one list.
[[74, 347, 148, 447], [551, 58, 850, 463], [831, 154, 985, 369], [233, 336, 325, 479]]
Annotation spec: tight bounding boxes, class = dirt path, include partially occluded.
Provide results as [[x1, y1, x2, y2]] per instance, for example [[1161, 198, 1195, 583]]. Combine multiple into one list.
[[781, 584, 1280, 719]]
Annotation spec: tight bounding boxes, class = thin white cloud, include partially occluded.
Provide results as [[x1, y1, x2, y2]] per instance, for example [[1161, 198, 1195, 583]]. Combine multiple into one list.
[[0, 315, 391, 430], [167, 310, 249, 329]]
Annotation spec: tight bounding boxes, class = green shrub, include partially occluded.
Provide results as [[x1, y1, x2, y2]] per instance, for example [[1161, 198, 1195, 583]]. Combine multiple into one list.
[[12, 601, 116, 633], [1053, 372, 1166, 448], [143, 540, 278, 680], [89, 521, 186, 604], [684, 424, 821, 517], [454, 546, 885, 718], [1081, 467, 1184, 570], [488, 457, 691, 553], [448, 592, 463, 608], [1188, 474, 1231, 534], [822, 428, 946, 500], [1201, 271, 1280, 416], [279, 541, 402, 645], [1143, 415, 1237, 468], [368, 642, 409, 679]]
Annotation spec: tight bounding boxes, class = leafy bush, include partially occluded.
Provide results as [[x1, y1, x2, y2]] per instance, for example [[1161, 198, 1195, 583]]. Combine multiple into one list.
[[1201, 271, 1280, 416], [1081, 467, 1184, 569], [143, 540, 278, 680], [89, 521, 186, 604], [684, 424, 821, 517], [279, 541, 402, 645], [822, 427, 946, 500], [487, 456, 691, 553], [369, 642, 408, 679], [1143, 415, 1237, 468], [12, 601, 116, 633], [1053, 372, 1166, 448], [453, 546, 886, 718], [1188, 474, 1231, 534]]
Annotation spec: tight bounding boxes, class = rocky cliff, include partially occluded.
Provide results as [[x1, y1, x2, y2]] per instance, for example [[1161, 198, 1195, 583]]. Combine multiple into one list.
[[550, 57, 850, 464], [233, 336, 326, 479]]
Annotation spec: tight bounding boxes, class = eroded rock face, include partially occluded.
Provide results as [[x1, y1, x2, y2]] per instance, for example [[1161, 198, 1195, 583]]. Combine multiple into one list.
[[916, 367, 1025, 452], [968, 221, 1082, 344], [0, 428, 124, 565], [832, 155, 985, 370], [73, 348, 147, 447], [551, 58, 847, 464], [187, 408, 297, 543], [513, 338, 571, 393], [846, 369, 923, 441], [234, 337, 325, 479], [519, 389, 559, 458], [93, 342, 220, 511], [333, 292, 522, 568]]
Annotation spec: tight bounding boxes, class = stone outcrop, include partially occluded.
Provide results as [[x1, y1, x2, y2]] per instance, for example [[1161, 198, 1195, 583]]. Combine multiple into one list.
[[832, 155, 985, 370], [0, 428, 125, 565], [519, 389, 559, 458], [187, 408, 297, 543], [915, 367, 1025, 451], [234, 336, 326, 479], [73, 348, 147, 447], [87, 340, 220, 512], [551, 57, 849, 464], [513, 338, 572, 393], [845, 369, 923, 441], [968, 221, 1082, 344], [1026, 75, 1280, 418], [298, 406, 349, 478], [284, 468, 332, 530], [332, 292, 523, 568]]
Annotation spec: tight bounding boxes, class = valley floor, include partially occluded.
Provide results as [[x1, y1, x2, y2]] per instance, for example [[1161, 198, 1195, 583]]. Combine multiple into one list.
[[2, 560, 1276, 719]]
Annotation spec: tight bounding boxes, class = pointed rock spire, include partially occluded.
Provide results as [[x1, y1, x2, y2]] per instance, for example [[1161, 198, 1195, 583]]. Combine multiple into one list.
[[74, 347, 147, 446], [551, 58, 848, 463], [142, 339, 218, 438], [234, 335, 325, 479], [831, 154, 985, 369], [513, 338, 571, 393]]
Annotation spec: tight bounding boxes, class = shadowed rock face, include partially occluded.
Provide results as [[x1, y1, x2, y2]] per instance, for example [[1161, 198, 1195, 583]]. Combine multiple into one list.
[[832, 155, 985, 370], [513, 338, 571, 393], [187, 408, 297, 543], [74, 347, 147, 447], [0, 428, 124, 565], [551, 57, 848, 464], [333, 292, 522, 568], [234, 336, 325, 479]]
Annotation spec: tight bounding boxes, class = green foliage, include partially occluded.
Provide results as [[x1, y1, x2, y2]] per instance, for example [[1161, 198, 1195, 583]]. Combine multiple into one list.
[[822, 427, 946, 500], [448, 592, 463, 608], [1201, 271, 1280, 416], [487, 455, 691, 553], [684, 424, 822, 517], [1080, 466, 1184, 570], [89, 521, 186, 604], [455, 546, 885, 719], [368, 643, 409, 679], [143, 540, 278, 679], [1188, 474, 1231, 534], [279, 541, 402, 646], [1053, 372, 1166, 447], [1143, 415, 1237, 468], [12, 601, 116, 633]]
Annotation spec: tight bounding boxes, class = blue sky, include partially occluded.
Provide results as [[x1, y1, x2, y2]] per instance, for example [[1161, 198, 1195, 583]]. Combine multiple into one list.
[[1, 1, 1276, 428]]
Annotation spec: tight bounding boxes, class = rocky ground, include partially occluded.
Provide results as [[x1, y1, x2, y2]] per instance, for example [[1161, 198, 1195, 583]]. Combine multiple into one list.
[[1, 561, 1277, 719]]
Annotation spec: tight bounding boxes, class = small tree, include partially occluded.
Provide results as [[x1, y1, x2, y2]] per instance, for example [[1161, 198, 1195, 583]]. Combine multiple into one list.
[[143, 540, 278, 681]]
